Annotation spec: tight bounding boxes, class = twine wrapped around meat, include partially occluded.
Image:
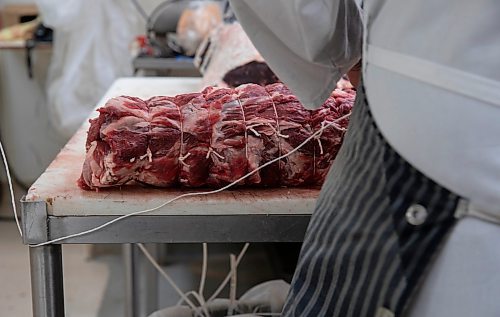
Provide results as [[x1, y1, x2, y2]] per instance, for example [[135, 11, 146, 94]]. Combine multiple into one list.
[[78, 83, 354, 190]]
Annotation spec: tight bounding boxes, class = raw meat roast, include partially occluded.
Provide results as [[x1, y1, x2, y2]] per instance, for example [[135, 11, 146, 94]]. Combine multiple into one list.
[[78, 83, 354, 190]]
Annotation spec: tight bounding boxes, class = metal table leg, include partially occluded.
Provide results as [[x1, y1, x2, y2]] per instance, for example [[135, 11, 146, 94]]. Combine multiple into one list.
[[124, 244, 159, 317], [29, 245, 65, 317]]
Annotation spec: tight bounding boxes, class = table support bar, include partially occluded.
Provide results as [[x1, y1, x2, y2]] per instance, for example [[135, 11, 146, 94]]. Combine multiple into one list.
[[124, 244, 159, 317], [30, 245, 65, 317]]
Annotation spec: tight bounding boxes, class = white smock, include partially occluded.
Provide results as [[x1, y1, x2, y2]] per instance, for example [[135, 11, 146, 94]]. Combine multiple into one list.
[[230, 0, 500, 315]]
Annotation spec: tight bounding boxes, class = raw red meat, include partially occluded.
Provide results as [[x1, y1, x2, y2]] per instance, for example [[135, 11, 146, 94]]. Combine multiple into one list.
[[78, 83, 355, 190]]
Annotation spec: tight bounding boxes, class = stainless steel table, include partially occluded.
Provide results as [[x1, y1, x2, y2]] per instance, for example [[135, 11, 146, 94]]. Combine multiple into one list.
[[21, 77, 317, 317], [132, 57, 201, 77], [133, 56, 198, 71]]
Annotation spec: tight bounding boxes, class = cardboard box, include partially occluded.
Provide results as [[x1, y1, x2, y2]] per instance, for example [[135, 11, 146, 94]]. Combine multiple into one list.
[[1, 4, 38, 28]]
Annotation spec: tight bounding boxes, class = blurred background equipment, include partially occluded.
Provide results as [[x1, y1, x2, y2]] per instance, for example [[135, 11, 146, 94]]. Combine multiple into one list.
[[132, 0, 223, 76], [195, 21, 280, 87], [0, 3, 38, 28], [136, 0, 189, 58], [173, 1, 222, 56]]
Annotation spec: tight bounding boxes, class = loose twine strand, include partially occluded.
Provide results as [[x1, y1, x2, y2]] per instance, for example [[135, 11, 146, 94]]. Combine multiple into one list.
[[0, 140, 22, 237]]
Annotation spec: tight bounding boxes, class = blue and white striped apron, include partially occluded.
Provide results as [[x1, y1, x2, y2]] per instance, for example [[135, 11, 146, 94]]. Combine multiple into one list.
[[282, 85, 460, 317]]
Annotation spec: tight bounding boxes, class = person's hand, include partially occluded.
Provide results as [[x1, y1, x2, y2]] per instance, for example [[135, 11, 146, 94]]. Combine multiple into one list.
[[347, 60, 362, 88]]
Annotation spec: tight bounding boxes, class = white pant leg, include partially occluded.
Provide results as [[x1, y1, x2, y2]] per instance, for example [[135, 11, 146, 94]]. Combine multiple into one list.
[[407, 217, 500, 317]]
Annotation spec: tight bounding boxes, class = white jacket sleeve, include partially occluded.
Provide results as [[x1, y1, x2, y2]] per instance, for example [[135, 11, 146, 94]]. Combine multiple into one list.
[[230, 0, 363, 109]]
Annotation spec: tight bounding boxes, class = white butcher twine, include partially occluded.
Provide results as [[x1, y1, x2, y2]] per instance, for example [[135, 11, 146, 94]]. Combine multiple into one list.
[[0, 139, 21, 236], [237, 98, 250, 161], [267, 89, 286, 178], [138, 241, 251, 317], [205, 95, 224, 162], [175, 101, 189, 168]]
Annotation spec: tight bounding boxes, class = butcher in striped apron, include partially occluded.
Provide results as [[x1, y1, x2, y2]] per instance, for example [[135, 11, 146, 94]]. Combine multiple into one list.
[[281, 84, 459, 316], [232, 0, 500, 316]]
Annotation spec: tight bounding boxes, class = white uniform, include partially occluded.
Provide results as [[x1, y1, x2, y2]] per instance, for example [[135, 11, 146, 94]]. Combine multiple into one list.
[[231, 0, 500, 315]]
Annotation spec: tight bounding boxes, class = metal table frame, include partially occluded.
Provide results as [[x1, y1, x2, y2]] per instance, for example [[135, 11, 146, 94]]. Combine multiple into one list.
[[21, 198, 310, 317]]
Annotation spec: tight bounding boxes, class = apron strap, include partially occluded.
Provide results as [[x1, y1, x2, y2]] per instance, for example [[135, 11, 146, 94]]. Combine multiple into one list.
[[455, 198, 500, 225], [366, 45, 500, 109]]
